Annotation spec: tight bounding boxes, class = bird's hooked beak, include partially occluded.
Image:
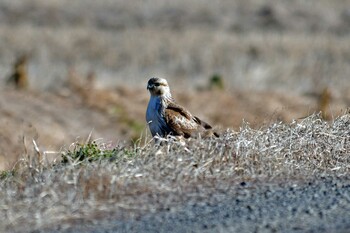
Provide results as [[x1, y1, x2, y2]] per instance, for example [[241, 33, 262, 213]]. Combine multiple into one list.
[[147, 83, 154, 90]]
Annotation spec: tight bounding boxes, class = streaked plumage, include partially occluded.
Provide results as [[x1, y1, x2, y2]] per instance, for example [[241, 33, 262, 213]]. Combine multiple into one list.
[[146, 77, 218, 138]]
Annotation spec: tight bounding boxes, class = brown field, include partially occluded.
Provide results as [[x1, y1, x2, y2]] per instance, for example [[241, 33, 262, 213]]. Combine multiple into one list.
[[0, 1, 350, 232], [0, 0, 349, 169]]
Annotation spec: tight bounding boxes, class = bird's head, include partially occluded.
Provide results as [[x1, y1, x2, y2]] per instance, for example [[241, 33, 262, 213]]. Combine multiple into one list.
[[147, 77, 171, 97]]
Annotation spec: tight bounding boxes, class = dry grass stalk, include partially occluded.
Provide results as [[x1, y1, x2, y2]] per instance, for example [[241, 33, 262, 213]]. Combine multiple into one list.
[[6, 55, 29, 90]]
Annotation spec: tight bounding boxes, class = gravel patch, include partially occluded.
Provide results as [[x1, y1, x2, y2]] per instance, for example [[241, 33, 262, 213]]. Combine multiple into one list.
[[42, 176, 350, 233]]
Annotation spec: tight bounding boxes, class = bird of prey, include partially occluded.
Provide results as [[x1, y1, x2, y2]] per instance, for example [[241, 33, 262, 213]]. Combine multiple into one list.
[[146, 77, 218, 138]]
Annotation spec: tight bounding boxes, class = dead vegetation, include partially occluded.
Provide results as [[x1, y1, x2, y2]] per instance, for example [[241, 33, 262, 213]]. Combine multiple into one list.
[[0, 0, 349, 94], [0, 112, 349, 232], [6, 54, 29, 89]]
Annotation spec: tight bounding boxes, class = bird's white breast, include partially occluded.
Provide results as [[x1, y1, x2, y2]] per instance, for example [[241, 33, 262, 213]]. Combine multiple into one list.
[[146, 96, 167, 136]]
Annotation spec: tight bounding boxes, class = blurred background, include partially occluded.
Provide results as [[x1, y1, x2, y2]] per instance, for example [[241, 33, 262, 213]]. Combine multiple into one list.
[[0, 0, 349, 168]]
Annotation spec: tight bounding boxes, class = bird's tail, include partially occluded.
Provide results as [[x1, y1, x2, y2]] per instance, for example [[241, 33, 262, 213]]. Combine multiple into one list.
[[194, 116, 220, 137], [194, 116, 212, 129]]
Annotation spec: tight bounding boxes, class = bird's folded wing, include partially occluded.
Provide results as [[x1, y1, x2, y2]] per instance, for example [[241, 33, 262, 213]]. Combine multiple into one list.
[[166, 102, 193, 119], [165, 102, 198, 138]]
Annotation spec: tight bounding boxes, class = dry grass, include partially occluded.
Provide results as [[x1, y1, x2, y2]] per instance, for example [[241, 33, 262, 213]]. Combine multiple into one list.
[[1, 27, 349, 94], [0, 0, 349, 95], [1, 112, 349, 232]]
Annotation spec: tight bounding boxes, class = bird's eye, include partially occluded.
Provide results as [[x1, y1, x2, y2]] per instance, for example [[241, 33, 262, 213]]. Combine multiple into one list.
[[154, 83, 160, 86]]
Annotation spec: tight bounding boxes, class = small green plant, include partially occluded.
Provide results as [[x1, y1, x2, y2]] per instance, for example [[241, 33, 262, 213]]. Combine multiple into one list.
[[61, 141, 119, 163], [0, 170, 15, 180], [209, 74, 224, 90], [61, 141, 141, 164]]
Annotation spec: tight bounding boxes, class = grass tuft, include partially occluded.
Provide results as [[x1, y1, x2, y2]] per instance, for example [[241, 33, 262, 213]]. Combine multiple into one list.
[[61, 141, 140, 164], [0, 170, 15, 180]]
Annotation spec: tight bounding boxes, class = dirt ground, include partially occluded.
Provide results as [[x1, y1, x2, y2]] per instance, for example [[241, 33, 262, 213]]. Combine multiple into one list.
[[41, 176, 350, 233]]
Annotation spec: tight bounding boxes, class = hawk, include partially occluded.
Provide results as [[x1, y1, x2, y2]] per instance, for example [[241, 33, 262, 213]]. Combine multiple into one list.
[[146, 77, 218, 138]]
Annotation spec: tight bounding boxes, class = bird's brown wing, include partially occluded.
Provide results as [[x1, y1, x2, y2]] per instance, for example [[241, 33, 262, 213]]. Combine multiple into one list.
[[165, 102, 219, 138], [165, 102, 199, 138]]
